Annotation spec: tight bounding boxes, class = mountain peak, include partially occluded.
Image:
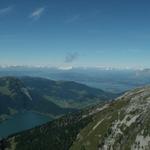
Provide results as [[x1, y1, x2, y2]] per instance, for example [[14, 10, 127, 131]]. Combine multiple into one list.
[[0, 76, 31, 99]]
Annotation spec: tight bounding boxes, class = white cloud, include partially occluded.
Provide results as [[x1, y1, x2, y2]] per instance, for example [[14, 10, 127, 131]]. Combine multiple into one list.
[[0, 6, 13, 15], [65, 14, 80, 23], [30, 7, 45, 21]]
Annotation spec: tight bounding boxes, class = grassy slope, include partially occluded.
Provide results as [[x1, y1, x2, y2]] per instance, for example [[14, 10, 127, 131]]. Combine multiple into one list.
[[71, 87, 150, 150], [21, 77, 117, 108], [70, 100, 129, 150]]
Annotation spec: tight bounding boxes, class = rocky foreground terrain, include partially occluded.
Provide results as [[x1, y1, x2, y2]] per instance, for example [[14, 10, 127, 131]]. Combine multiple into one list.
[[71, 86, 150, 150]]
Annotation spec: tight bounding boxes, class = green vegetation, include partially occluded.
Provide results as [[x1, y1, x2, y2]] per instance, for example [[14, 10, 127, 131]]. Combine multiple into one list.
[[70, 100, 127, 150], [21, 77, 117, 108], [0, 76, 116, 122], [2, 86, 149, 150], [5, 111, 93, 150]]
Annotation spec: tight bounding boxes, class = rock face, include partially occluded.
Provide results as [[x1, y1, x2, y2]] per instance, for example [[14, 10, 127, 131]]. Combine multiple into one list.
[[3, 86, 150, 150], [71, 86, 150, 150]]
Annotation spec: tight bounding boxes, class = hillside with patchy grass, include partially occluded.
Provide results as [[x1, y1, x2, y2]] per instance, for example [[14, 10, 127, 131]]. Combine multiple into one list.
[[0, 76, 115, 121], [21, 77, 116, 108]]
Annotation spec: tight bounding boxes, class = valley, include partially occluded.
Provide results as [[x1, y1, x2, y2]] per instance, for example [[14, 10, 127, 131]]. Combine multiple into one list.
[[0, 76, 117, 139], [2, 85, 150, 150]]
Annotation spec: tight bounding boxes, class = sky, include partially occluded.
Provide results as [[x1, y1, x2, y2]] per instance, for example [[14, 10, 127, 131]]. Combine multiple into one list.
[[0, 0, 150, 68]]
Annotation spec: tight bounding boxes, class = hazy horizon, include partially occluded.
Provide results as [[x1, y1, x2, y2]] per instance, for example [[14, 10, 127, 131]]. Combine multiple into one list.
[[0, 64, 149, 70]]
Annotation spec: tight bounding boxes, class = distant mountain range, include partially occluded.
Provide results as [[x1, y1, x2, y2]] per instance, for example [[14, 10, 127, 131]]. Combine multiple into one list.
[[3, 86, 150, 150], [0, 66, 150, 93], [0, 76, 116, 121]]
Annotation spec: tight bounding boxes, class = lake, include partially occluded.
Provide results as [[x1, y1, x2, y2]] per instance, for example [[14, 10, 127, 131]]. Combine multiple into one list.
[[0, 111, 52, 138]]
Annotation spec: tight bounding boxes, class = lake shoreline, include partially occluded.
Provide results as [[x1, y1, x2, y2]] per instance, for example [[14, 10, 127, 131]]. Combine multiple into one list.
[[0, 111, 52, 138]]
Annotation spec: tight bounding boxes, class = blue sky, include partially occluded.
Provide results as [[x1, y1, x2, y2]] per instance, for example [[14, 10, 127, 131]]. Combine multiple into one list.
[[0, 0, 150, 68]]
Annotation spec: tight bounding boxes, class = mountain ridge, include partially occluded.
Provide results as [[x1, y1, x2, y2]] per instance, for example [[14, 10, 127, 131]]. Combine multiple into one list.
[[0, 76, 116, 121], [2, 85, 150, 150]]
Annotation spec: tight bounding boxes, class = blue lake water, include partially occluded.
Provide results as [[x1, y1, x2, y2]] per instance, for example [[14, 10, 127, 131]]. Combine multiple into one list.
[[0, 111, 52, 138]]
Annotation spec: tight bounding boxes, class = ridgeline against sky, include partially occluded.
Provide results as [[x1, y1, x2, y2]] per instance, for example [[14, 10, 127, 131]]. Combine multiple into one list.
[[0, 0, 150, 68]]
